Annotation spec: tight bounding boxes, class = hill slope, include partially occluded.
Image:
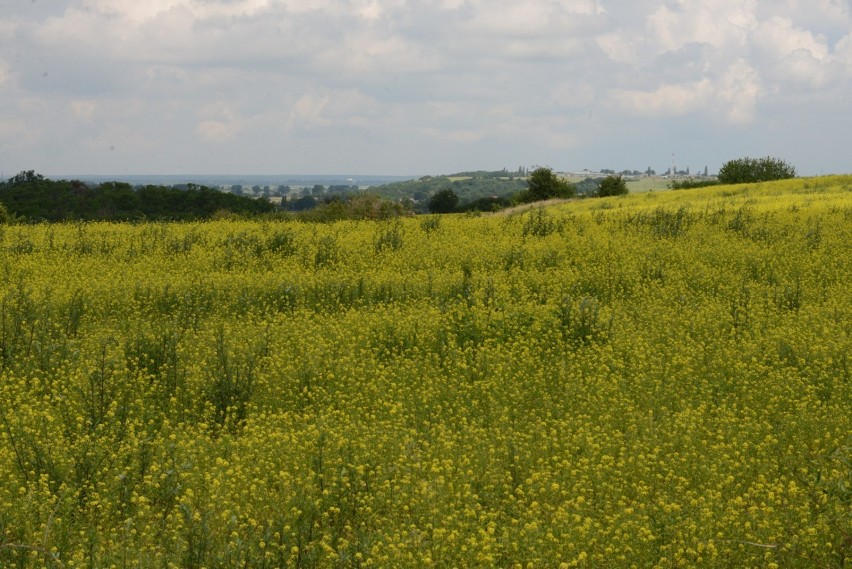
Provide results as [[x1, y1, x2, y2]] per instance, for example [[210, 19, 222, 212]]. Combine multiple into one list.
[[0, 176, 849, 567]]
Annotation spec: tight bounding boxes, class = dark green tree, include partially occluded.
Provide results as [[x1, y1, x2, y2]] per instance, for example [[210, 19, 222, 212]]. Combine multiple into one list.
[[717, 157, 796, 184], [0, 171, 274, 221], [0, 201, 12, 224], [428, 188, 460, 213], [597, 175, 628, 197], [524, 167, 575, 202]]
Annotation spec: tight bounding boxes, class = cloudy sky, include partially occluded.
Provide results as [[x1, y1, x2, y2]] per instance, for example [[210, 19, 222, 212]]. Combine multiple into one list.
[[1, 0, 851, 176]]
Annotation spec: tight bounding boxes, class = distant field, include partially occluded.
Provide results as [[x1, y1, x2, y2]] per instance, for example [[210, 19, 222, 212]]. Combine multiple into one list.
[[625, 176, 673, 192], [0, 176, 849, 567], [562, 175, 673, 193]]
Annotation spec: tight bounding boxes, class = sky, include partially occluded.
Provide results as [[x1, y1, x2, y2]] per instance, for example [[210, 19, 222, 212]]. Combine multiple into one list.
[[1, 0, 851, 177]]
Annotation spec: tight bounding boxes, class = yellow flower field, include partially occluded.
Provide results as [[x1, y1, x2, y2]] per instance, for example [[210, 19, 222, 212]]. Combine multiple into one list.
[[0, 176, 849, 567]]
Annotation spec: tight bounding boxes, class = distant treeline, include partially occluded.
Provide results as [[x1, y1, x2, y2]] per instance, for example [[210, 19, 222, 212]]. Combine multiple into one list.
[[0, 171, 275, 222]]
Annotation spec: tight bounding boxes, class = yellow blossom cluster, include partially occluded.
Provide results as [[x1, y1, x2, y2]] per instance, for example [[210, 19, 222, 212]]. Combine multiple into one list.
[[0, 176, 849, 567]]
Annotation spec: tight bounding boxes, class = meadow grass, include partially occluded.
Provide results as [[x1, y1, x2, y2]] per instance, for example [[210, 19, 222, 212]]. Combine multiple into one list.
[[0, 177, 849, 567]]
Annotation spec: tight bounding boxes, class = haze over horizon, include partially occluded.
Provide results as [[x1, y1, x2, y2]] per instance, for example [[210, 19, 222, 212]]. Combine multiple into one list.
[[2, 0, 851, 178]]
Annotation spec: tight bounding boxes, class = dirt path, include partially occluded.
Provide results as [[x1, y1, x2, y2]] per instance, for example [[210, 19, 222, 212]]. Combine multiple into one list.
[[487, 198, 575, 216]]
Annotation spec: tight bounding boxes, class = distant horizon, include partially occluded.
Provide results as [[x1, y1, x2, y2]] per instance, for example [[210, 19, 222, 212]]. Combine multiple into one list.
[[7, 167, 851, 187], [3, 171, 422, 186]]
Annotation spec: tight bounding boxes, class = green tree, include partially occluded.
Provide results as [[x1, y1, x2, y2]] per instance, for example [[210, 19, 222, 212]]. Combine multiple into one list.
[[0, 201, 12, 224], [717, 157, 796, 184], [428, 188, 460, 213], [524, 167, 575, 202], [597, 175, 628, 197]]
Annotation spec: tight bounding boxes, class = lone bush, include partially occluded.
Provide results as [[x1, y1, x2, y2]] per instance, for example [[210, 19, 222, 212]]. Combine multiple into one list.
[[522, 167, 575, 202], [428, 188, 460, 213], [717, 157, 796, 184], [597, 175, 628, 197]]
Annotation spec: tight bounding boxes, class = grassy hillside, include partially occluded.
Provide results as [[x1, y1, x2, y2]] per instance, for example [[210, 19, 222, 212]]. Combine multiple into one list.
[[0, 176, 849, 567], [370, 170, 527, 211]]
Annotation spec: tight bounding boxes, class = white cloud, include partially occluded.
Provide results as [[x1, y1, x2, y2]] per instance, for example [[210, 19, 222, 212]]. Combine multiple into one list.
[[605, 58, 762, 125], [0, 118, 33, 144], [748, 16, 834, 87], [314, 33, 442, 76], [289, 93, 332, 129], [760, 0, 851, 39], [80, 0, 272, 22], [549, 82, 596, 108], [716, 59, 761, 124], [646, 0, 757, 53], [196, 120, 237, 142], [608, 79, 715, 118], [0, 59, 10, 88], [596, 33, 639, 64], [2, 0, 851, 175], [350, 0, 409, 22], [420, 126, 484, 143], [70, 100, 98, 120], [752, 16, 829, 60], [834, 33, 852, 68]]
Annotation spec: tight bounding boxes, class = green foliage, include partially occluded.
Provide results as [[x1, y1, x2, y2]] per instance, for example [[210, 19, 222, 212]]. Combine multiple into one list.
[[523, 167, 575, 202], [0, 171, 275, 221], [717, 156, 797, 184], [371, 171, 526, 212], [420, 215, 441, 233], [596, 175, 629, 197], [521, 208, 563, 237], [265, 228, 297, 256], [280, 194, 318, 212], [625, 206, 695, 239], [374, 221, 404, 253], [295, 193, 411, 222], [428, 188, 460, 213], [554, 295, 612, 344], [0, 202, 12, 224], [459, 195, 513, 213], [205, 326, 265, 433], [574, 177, 603, 196], [669, 178, 721, 190], [314, 236, 341, 268]]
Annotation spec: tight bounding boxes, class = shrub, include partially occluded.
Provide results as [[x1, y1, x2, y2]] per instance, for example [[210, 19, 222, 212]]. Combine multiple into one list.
[[597, 175, 628, 197], [0, 201, 12, 224], [669, 179, 720, 190], [296, 194, 410, 222], [420, 216, 441, 233], [459, 196, 513, 212], [718, 156, 796, 184], [523, 167, 575, 202], [374, 222, 404, 254], [428, 188, 460, 213], [522, 208, 562, 237], [266, 228, 297, 256]]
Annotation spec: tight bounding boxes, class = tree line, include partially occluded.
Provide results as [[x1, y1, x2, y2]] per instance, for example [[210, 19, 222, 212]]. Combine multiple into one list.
[[0, 157, 796, 222], [0, 171, 275, 222], [427, 168, 629, 213]]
